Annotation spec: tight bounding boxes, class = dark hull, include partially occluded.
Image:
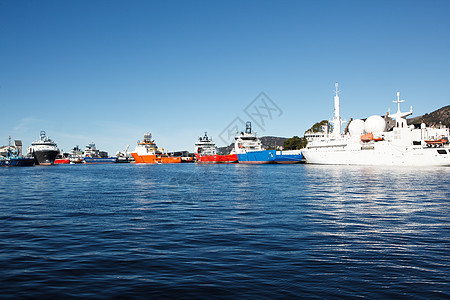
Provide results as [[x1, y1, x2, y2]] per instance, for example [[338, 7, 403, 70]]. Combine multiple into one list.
[[33, 150, 59, 165], [83, 157, 117, 164], [0, 158, 35, 167], [8, 158, 35, 166]]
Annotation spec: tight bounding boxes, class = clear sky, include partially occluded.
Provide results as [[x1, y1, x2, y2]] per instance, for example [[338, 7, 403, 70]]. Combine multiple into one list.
[[1, 0, 449, 155]]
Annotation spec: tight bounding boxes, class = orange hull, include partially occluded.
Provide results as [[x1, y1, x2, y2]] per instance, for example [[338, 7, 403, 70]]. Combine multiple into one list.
[[161, 157, 181, 163], [131, 153, 181, 164], [361, 132, 383, 142]]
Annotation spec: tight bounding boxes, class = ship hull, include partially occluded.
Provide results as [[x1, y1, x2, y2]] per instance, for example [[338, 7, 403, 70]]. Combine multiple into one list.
[[83, 157, 117, 164], [33, 150, 59, 165], [302, 143, 450, 166], [237, 150, 302, 164], [131, 153, 181, 164], [54, 158, 70, 164], [195, 153, 238, 163], [1, 158, 35, 167]]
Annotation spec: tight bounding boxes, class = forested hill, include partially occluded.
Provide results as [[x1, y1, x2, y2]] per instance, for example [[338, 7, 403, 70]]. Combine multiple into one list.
[[407, 105, 450, 127]]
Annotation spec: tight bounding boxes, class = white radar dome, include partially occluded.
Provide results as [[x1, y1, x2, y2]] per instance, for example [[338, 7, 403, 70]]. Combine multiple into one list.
[[364, 115, 386, 133], [348, 119, 365, 136]]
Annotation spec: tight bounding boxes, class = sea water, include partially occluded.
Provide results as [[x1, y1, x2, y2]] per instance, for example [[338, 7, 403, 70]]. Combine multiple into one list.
[[0, 164, 449, 298]]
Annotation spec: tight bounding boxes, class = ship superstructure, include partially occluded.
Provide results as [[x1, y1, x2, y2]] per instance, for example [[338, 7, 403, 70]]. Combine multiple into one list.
[[302, 84, 450, 166]]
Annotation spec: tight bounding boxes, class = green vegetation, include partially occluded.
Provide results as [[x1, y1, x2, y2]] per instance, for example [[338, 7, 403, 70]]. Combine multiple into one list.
[[283, 136, 307, 150], [284, 120, 332, 150], [307, 120, 332, 133]]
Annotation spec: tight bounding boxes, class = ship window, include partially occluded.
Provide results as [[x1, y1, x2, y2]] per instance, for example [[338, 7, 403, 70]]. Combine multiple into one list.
[[437, 150, 447, 154]]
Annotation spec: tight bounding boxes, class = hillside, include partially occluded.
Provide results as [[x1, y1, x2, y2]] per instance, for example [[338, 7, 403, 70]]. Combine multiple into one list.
[[407, 105, 450, 127]]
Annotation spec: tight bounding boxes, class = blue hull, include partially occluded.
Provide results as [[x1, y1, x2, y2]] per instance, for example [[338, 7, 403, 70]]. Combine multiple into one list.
[[237, 150, 302, 164], [0, 158, 35, 167], [84, 157, 117, 164]]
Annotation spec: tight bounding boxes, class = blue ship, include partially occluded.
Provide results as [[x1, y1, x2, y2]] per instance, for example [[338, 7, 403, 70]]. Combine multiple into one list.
[[83, 157, 117, 164], [0, 148, 35, 167], [234, 122, 303, 164], [237, 150, 302, 164]]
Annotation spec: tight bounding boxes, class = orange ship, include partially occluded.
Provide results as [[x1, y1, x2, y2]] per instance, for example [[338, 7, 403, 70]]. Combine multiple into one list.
[[131, 133, 182, 164]]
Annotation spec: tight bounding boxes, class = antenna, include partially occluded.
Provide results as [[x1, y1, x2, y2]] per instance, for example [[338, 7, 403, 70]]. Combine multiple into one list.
[[334, 83, 340, 96], [393, 91, 404, 114]]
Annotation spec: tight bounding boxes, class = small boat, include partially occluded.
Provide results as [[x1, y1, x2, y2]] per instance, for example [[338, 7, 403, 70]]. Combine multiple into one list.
[[360, 132, 383, 142], [424, 136, 449, 147]]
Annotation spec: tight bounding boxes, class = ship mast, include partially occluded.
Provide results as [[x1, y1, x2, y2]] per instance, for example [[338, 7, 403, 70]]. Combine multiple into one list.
[[332, 83, 342, 137], [389, 92, 413, 120]]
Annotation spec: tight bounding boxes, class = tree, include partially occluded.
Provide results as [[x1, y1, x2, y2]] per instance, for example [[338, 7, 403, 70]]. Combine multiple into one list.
[[283, 136, 307, 150], [306, 120, 332, 133]]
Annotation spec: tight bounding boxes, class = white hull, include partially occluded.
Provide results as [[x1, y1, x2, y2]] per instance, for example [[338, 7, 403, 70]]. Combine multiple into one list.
[[302, 143, 450, 166], [303, 85, 450, 167]]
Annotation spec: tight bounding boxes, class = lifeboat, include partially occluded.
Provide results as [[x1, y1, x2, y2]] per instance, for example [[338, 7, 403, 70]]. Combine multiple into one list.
[[361, 132, 383, 142], [424, 136, 449, 147]]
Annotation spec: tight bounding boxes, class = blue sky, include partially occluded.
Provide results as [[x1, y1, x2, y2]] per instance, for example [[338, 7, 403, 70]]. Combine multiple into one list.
[[1, 0, 449, 154]]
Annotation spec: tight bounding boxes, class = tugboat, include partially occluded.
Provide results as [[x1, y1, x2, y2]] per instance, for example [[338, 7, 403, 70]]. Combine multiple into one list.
[[195, 132, 238, 163], [302, 84, 450, 166], [27, 131, 59, 165], [131, 133, 182, 164], [82, 143, 117, 164], [234, 122, 303, 164]]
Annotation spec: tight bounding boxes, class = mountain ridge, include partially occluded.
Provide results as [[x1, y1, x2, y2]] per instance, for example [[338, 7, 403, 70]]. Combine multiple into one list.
[[407, 105, 450, 127]]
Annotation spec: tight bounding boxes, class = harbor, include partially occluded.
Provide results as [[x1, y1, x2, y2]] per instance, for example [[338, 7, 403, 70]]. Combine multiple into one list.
[[2, 1, 450, 298], [2, 87, 449, 167]]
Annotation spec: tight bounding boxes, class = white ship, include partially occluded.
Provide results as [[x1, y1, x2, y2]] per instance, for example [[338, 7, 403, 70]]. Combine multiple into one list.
[[302, 84, 450, 166]]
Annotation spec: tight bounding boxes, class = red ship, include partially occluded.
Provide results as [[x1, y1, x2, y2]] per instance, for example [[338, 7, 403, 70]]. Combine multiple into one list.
[[195, 132, 238, 163]]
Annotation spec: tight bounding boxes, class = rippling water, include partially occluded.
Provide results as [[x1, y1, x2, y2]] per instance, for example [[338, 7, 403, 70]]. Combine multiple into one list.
[[0, 164, 449, 298]]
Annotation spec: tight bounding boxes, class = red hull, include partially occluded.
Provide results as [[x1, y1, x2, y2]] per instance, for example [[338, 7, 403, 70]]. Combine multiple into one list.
[[54, 158, 70, 164], [195, 153, 238, 163]]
